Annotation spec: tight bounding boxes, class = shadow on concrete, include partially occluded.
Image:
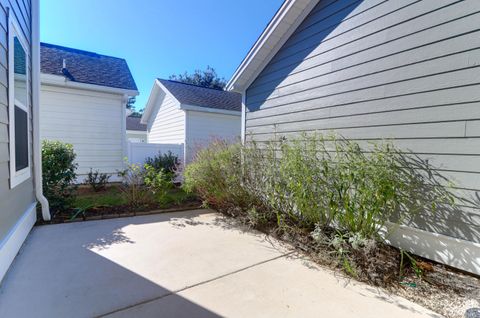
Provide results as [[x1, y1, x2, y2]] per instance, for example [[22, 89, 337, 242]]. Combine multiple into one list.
[[0, 211, 224, 318]]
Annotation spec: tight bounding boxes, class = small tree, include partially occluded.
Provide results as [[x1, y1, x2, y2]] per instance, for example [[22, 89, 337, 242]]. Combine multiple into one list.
[[169, 66, 226, 90], [42, 141, 78, 213]]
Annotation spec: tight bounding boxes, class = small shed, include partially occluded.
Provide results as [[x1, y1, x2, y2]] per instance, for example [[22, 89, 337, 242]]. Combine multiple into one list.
[[141, 79, 241, 163]]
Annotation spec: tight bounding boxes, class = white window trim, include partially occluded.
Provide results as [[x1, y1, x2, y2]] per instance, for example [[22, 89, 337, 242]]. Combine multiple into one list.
[[8, 12, 31, 188]]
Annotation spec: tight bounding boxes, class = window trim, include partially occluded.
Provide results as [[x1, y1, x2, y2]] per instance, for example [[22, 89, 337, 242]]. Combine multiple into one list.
[[8, 13, 31, 188]]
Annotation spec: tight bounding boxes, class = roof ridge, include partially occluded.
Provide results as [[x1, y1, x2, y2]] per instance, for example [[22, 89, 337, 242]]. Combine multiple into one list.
[[40, 42, 126, 61], [158, 78, 226, 92]]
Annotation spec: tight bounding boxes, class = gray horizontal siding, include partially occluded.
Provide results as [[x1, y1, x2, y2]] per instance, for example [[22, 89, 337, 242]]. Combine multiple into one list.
[[245, 0, 480, 243], [0, 0, 35, 243]]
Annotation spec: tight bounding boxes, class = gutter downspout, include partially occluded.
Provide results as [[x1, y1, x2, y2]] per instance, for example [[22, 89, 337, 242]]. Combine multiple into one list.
[[32, 0, 50, 220], [121, 94, 129, 166], [241, 92, 246, 144]]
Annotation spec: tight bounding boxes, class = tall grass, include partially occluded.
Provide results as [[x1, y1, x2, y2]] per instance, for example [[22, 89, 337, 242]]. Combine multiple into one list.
[[184, 134, 454, 240]]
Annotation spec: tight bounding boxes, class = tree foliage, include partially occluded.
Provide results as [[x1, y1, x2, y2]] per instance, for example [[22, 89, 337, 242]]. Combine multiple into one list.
[[126, 96, 136, 110], [169, 66, 226, 90]]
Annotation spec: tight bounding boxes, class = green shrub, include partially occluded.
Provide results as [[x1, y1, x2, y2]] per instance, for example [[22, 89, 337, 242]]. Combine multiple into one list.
[[42, 140, 78, 213], [117, 160, 152, 208], [143, 164, 172, 201], [183, 140, 250, 213], [84, 168, 110, 192], [145, 151, 179, 181], [184, 135, 455, 240], [117, 160, 175, 208]]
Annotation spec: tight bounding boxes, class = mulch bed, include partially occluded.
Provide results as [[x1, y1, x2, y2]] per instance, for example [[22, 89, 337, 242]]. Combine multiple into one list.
[[36, 199, 202, 225]]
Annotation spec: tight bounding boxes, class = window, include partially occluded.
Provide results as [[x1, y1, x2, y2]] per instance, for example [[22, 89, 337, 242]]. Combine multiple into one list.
[[8, 15, 30, 188]]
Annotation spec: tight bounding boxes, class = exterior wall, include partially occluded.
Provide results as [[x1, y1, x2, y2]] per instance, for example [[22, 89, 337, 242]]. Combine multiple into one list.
[[0, 0, 36, 249], [126, 130, 147, 143], [146, 92, 185, 145], [185, 110, 241, 162], [245, 0, 480, 244], [40, 84, 125, 180]]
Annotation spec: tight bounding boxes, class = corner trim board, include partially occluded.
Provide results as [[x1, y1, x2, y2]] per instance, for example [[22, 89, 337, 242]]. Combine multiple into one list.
[[0, 203, 36, 282]]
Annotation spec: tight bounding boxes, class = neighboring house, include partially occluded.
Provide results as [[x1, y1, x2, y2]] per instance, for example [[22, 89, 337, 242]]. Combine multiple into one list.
[[227, 0, 480, 275], [40, 43, 139, 181], [0, 0, 50, 281], [141, 79, 241, 163], [126, 116, 147, 143]]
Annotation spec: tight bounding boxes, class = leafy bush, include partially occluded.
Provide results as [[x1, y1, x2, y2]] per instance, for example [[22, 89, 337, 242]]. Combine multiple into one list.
[[117, 160, 152, 208], [184, 135, 455, 240], [183, 140, 251, 213], [117, 160, 175, 207], [84, 168, 110, 192], [42, 140, 78, 213], [145, 151, 180, 181], [143, 164, 172, 201]]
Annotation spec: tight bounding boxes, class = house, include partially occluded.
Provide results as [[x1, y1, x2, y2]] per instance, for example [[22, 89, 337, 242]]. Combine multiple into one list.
[[227, 0, 480, 275], [0, 0, 50, 281], [141, 79, 241, 163], [40, 43, 139, 181], [126, 116, 147, 143]]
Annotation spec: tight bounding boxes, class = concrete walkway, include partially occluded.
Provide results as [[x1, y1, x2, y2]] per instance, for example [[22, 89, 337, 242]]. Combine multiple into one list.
[[0, 210, 441, 318]]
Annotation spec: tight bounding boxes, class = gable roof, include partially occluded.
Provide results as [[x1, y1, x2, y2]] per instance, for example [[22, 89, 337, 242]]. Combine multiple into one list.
[[41, 42, 138, 91], [226, 0, 319, 92], [158, 79, 242, 112], [126, 116, 147, 131], [141, 79, 241, 124]]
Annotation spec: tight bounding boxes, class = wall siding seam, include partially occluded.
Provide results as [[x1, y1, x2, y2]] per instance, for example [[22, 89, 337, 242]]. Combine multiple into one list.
[[247, 83, 480, 120], [249, 29, 480, 98], [250, 65, 480, 109], [258, 5, 478, 83], [247, 100, 480, 128], [283, 0, 412, 53]]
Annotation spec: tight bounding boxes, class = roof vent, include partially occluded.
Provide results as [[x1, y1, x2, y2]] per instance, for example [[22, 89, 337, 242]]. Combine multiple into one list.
[[61, 59, 75, 81]]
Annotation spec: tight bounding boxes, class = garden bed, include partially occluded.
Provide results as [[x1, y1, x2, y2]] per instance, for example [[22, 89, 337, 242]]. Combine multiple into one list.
[[183, 136, 480, 318], [37, 185, 202, 224]]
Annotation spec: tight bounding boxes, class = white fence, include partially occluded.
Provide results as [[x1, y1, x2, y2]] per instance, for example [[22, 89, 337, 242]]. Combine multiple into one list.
[[127, 142, 184, 166]]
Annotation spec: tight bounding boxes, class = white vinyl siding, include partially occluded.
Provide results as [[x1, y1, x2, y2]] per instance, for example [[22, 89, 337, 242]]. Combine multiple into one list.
[[245, 0, 480, 243], [40, 85, 125, 179], [126, 130, 147, 143], [185, 110, 241, 162], [147, 92, 185, 144]]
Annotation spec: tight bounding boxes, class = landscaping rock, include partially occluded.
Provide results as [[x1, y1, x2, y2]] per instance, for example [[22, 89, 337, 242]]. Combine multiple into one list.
[[466, 308, 480, 318]]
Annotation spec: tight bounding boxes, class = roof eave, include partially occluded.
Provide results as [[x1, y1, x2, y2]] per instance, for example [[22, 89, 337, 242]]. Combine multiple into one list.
[[140, 79, 182, 124], [41, 73, 139, 96], [180, 104, 241, 116], [226, 0, 319, 93]]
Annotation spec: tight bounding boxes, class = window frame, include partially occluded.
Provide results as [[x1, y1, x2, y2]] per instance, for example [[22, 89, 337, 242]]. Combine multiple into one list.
[[8, 13, 31, 188]]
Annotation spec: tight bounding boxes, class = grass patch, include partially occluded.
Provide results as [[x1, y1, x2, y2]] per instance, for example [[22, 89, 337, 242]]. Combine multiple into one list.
[[74, 186, 196, 210], [74, 186, 128, 209], [157, 187, 197, 208]]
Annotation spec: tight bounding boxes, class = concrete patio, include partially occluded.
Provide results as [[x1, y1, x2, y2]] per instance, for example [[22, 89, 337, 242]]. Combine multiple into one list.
[[0, 209, 440, 318]]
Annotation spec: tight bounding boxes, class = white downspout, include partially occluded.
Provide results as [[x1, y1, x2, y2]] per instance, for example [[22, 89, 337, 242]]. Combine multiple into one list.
[[32, 0, 50, 220], [241, 91, 246, 144], [121, 94, 128, 163]]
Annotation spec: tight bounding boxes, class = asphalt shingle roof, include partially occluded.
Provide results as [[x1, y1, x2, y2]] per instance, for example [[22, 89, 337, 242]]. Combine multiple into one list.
[[126, 116, 147, 131], [158, 79, 241, 112], [41, 43, 138, 91]]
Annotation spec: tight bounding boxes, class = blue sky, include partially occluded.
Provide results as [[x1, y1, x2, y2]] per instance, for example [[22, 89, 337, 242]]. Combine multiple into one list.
[[40, 0, 283, 111]]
